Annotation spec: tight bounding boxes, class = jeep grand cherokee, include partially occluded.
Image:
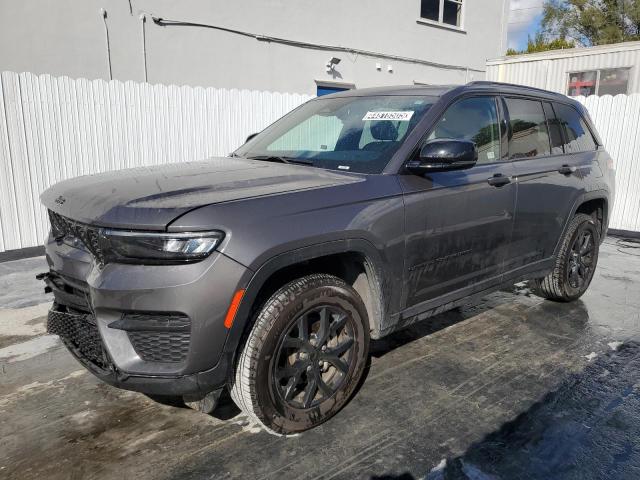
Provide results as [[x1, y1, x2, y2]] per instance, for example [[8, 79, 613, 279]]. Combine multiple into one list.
[[40, 82, 614, 434]]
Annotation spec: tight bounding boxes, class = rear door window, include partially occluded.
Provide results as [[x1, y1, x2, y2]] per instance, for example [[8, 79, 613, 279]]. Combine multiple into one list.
[[505, 98, 551, 159], [553, 103, 597, 153], [543, 102, 564, 155]]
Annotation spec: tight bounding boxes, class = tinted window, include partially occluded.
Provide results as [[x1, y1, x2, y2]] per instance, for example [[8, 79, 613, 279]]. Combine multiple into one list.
[[427, 96, 500, 164], [505, 98, 550, 159], [420, 0, 440, 21], [443, 0, 463, 26], [553, 103, 597, 153], [543, 102, 564, 155]]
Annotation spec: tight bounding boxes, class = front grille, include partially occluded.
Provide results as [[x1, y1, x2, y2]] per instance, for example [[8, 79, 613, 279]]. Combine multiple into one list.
[[128, 330, 190, 363], [47, 309, 110, 370], [48, 210, 105, 265]]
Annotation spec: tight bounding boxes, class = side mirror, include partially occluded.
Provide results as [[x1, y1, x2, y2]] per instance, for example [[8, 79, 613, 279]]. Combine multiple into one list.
[[406, 139, 478, 174], [245, 132, 259, 143]]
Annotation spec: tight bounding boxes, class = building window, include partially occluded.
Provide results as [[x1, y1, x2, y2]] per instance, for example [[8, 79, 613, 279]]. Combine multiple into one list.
[[567, 68, 630, 97], [420, 0, 463, 28], [598, 68, 630, 96], [567, 71, 597, 97]]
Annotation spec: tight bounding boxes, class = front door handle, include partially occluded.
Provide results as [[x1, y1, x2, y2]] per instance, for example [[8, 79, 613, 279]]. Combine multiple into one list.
[[558, 164, 577, 175], [487, 173, 511, 187]]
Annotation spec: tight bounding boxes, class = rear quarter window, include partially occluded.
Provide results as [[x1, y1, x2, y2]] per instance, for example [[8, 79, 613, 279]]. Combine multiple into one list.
[[553, 103, 597, 153]]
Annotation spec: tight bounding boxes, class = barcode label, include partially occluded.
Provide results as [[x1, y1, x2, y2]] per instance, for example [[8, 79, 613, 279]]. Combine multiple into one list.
[[362, 111, 414, 121]]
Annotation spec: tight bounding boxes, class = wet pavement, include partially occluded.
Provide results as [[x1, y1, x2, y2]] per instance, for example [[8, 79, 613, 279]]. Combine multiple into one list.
[[1, 238, 639, 480]]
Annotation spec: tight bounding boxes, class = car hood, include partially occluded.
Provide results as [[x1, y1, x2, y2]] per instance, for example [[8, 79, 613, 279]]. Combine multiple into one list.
[[41, 157, 362, 230]]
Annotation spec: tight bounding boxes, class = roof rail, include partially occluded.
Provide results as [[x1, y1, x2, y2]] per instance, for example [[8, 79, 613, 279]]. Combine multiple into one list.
[[466, 80, 565, 97]]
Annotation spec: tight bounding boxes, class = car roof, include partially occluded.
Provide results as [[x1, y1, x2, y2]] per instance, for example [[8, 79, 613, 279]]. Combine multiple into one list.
[[320, 81, 570, 103]]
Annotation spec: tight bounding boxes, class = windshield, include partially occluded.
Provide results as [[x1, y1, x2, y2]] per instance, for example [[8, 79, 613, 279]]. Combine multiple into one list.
[[234, 95, 436, 174]]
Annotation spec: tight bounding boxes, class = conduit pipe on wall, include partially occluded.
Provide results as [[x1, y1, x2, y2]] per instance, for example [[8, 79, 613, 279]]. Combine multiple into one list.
[[148, 15, 485, 74], [100, 8, 113, 80], [140, 13, 148, 82]]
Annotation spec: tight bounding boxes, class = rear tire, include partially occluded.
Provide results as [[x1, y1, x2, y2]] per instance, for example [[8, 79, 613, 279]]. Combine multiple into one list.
[[534, 213, 600, 302], [230, 274, 370, 435]]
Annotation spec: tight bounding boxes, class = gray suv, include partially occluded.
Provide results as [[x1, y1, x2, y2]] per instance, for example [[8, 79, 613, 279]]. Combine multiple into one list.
[[40, 82, 614, 434]]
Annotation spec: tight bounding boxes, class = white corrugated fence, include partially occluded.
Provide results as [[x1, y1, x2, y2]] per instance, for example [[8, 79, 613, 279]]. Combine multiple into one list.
[[575, 94, 640, 233], [0, 71, 638, 253], [0, 71, 311, 252]]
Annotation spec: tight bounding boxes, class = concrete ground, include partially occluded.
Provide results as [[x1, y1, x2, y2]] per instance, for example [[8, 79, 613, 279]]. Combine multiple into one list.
[[1, 239, 639, 480]]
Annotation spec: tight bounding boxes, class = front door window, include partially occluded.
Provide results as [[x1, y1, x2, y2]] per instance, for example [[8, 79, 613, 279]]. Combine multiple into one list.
[[427, 96, 501, 164]]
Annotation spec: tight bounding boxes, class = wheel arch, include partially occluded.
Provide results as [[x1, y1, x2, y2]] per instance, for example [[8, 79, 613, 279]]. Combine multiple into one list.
[[222, 239, 389, 369], [553, 190, 610, 257], [574, 196, 608, 239]]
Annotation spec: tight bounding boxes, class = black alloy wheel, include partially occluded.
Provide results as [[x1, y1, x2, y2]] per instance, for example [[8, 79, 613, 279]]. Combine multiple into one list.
[[230, 274, 369, 434], [534, 213, 600, 302], [567, 228, 596, 290], [272, 305, 356, 409]]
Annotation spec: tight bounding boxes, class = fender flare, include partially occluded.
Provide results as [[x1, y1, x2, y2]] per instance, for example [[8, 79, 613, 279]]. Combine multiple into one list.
[[553, 189, 610, 257]]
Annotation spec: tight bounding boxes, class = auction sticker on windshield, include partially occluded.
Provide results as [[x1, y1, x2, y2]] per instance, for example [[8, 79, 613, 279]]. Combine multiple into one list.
[[363, 111, 414, 121]]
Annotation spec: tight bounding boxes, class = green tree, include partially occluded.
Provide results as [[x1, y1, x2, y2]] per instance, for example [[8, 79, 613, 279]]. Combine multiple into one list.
[[542, 0, 640, 46], [507, 32, 575, 55]]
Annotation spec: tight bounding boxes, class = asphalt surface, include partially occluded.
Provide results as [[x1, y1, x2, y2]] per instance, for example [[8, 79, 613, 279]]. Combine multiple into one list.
[[1, 239, 639, 479]]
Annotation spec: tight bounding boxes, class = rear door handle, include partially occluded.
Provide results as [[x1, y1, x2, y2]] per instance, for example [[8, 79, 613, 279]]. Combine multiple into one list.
[[487, 173, 511, 187], [558, 164, 577, 175]]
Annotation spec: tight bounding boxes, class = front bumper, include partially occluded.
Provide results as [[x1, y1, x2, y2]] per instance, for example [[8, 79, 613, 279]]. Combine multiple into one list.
[[43, 234, 250, 396]]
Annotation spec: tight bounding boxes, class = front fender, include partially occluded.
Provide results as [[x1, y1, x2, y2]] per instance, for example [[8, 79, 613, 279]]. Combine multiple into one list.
[[220, 238, 392, 370]]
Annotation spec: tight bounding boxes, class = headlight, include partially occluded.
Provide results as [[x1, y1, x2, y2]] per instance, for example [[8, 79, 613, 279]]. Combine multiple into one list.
[[103, 229, 224, 264]]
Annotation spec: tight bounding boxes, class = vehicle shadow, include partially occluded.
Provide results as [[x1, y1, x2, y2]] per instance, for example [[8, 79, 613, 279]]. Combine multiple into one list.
[[209, 298, 499, 422], [423, 341, 640, 480], [370, 474, 417, 480], [153, 284, 592, 429], [212, 286, 549, 422], [210, 390, 241, 420]]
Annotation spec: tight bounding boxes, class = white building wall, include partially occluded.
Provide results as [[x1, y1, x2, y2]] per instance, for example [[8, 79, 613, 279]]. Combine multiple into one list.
[[0, 0, 510, 95]]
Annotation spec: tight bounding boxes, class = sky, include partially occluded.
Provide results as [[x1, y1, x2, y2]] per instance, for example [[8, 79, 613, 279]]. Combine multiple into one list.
[[508, 0, 545, 51]]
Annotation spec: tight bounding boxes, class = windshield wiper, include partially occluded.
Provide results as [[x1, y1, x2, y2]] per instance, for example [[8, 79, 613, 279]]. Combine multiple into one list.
[[246, 155, 314, 166]]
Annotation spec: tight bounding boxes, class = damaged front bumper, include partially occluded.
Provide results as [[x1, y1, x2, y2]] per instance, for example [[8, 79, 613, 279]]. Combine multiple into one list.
[[40, 233, 250, 397]]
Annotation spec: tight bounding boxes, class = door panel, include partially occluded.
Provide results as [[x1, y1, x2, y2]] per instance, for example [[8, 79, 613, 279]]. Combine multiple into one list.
[[398, 95, 515, 310], [508, 151, 600, 272], [506, 100, 600, 273], [400, 162, 516, 308]]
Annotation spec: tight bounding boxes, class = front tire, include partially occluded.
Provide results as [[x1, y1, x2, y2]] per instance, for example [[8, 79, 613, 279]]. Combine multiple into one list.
[[534, 213, 600, 302], [230, 274, 370, 435]]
